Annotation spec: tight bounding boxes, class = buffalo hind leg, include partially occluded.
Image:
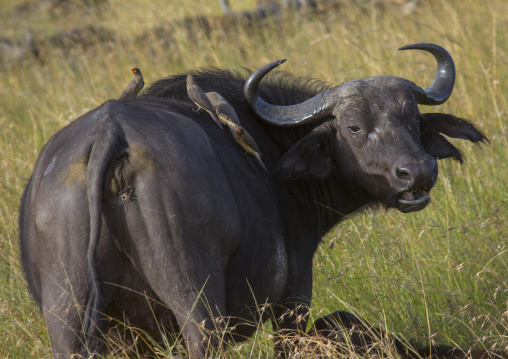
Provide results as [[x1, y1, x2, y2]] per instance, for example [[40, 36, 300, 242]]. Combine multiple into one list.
[[175, 311, 227, 358], [41, 275, 103, 358], [138, 267, 230, 358]]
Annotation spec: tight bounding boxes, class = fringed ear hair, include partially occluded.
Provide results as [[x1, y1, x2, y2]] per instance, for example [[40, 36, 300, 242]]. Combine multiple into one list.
[[420, 113, 488, 163]]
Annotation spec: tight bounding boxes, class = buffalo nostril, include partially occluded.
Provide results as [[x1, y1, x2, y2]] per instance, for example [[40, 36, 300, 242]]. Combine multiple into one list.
[[395, 159, 437, 186]]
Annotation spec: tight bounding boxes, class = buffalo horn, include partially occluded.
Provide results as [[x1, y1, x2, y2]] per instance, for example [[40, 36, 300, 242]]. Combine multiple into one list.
[[244, 43, 455, 127], [243, 59, 338, 127], [398, 43, 455, 105]]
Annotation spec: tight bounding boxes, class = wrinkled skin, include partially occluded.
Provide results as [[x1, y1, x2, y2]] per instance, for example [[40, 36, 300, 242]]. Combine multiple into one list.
[[19, 57, 486, 358]]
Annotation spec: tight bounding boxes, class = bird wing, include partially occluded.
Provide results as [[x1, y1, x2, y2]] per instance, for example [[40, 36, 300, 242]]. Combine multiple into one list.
[[119, 80, 137, 100], [189, 86, 216, 112], [134, 73, 144, 95], [241, 129, 262, 155], [188, 88, 221, 128], [205, 91, 225, 107], [187, 74, 210, 108], [207, 91, 245, 129], [205, 92, 242, 128], [217, 102, 241, 128]]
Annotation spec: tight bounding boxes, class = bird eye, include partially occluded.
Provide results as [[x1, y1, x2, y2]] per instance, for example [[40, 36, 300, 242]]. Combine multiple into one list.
[[347, 125, 361, 134]]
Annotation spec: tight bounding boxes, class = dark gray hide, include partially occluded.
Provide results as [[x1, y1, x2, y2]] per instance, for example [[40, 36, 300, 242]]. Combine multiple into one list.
[[19, 43, 486, 358]]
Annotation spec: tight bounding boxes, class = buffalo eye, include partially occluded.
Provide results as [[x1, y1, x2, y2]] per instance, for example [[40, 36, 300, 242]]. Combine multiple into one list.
[[347, 125, 361, 134]]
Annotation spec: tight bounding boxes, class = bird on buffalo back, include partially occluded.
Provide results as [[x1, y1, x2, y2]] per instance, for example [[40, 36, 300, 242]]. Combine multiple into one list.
[[232, 126, 268, 173], [186, 73, 223, 129], [119, 68, 144, 100], [206, 91, 267, 173], [205, 91, 241, 128]]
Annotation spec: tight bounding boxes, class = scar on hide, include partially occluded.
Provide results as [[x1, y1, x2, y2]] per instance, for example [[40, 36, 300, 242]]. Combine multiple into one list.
[[119, 185, 133, 210], [104, 144, 157, 210], [58, 156, 88, 185]]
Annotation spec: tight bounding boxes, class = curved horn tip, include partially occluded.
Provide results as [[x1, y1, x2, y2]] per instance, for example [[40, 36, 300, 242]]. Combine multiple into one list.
[[266, 59, 287, 70], [397, 43, 454, 71], [398, 43, 452, 57], [252, 59, 287, 77], [263, 59, 287, 71], [398, 43, 455, 105], [244, 59, 287, 101]]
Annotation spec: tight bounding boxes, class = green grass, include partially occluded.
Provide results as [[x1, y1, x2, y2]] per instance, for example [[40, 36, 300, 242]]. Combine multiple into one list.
[[1, 0, 507, 357]]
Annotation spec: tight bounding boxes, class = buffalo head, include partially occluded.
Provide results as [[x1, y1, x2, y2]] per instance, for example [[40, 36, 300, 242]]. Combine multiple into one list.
[[244, 43, 487, 213]]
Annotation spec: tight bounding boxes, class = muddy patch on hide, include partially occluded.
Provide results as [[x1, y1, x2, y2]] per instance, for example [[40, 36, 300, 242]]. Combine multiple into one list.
[[128, 143, 157, 174], [58, 156, 88, 184]]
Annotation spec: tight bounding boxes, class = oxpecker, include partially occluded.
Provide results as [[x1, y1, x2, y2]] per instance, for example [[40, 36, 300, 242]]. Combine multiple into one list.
[[205, 91, 241, 128], [186, 73, 223, 129], [232, 126, 268, 173], [119, 68, 144, 100], [206, 91, 267, 172]]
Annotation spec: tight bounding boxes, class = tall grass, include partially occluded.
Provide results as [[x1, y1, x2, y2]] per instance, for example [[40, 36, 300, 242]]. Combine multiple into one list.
[[0, 0, 506, 357]]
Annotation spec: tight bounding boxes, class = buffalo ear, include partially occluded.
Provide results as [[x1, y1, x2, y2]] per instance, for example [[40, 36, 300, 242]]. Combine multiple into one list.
[[420, 113, 488, 163], [275, 130, 333, 180]]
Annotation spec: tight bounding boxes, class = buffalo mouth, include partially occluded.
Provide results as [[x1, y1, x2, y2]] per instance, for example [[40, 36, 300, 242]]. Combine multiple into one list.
[[396, 186, 431, 213]]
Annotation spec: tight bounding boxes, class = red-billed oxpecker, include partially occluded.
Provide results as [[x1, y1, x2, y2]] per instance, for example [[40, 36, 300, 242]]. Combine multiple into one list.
[[186, 73, 223, 129], [206, 91, 268, 172], [232, 126, 268, 173], [118, 68, 144, 100]]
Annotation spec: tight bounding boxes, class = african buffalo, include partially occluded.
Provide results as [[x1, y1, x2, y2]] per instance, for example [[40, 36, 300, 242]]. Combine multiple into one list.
[[19, 43, 486, 358]]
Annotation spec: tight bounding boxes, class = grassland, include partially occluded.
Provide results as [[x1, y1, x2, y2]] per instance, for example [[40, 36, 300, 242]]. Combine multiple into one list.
[[0, 0, 506, 357]]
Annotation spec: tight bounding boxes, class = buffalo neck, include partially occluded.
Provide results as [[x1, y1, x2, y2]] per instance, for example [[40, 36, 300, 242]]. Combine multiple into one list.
[[281, 172, 371, 246], [267, 125, 372, 249]]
